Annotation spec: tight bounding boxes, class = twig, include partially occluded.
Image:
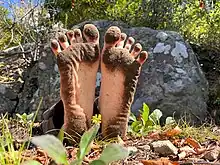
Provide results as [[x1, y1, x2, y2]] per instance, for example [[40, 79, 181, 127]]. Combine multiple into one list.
[[0, 50, 33, 57]]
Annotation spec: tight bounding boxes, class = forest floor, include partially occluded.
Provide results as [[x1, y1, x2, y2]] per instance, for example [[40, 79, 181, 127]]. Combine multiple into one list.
[[1, 117, 220, 165]]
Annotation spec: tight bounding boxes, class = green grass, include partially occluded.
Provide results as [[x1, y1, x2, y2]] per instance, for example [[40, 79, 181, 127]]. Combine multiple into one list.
[[179, 122, 220, 142], [0, 115, 27, 165]]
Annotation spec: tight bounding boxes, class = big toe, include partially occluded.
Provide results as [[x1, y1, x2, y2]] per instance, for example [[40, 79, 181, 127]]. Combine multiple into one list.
[[83, 24, 99, 44], [104, 26, 121, 48]]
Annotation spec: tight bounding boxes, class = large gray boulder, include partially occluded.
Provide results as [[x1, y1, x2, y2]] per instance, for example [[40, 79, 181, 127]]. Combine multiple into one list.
[[0, 20, 209, 123]]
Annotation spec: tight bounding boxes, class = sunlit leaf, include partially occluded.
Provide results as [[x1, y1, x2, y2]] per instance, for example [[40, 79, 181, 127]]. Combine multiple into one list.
[[77, 124, 100, 161], [149, 109, 162, 125], [21, 160, 42, 165], [31, 135, 68, 164], [98, 143, 129, 164]]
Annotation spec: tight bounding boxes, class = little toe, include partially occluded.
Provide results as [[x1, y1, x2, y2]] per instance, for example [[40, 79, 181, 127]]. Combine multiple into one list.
[[50, 39, 61, 56], [58, 33, 69, 49], [137, 51, 148, 65], [73, 29, 83, 43], [116, 33, 127, 48], [131, 43, 142, 58], [125, 37, 135, 51], [83, 24, 99, 44], [66, 30, 76, 45], [104, 26, 121, 48]]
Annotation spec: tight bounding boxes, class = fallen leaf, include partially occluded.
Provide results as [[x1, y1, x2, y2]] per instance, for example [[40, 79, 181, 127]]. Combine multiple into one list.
[[185, 137, 202, 149], [141, 158, 179, 165], [147, 131, 161, 140], [164, 126, 182, 137]]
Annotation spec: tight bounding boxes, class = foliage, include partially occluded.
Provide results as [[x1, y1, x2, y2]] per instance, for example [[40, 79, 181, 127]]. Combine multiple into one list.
[[16, 113, 35, 125], [0, 0, 55, 51], [171, 1, 220, 51], [128, 103, 175, 137], [0, 115, 26, 165], [0, 98, 42, 165], [29, 124, 129, 165], [44, 0, 219, 52], [0, 6, 21, 49]]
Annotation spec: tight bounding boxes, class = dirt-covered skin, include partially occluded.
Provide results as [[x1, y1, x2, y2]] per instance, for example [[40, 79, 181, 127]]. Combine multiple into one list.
[[99, 26, 148, 139], [50, 24, 100, 140]]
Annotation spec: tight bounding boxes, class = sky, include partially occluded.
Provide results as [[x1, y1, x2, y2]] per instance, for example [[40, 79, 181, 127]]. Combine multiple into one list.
[[0, 0, 44, 18], [0, 0, 43, 9]]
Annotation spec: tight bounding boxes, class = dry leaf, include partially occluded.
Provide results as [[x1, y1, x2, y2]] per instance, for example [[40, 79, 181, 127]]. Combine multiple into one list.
[[141, 158, 179, 165], [185, 137, 202, 149], [164, 126, 182, 137], [147, 131, 161, 140]]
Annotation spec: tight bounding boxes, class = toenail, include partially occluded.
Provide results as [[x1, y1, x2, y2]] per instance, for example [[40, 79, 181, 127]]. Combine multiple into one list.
[[51, 40, 58, 49], [140, 51, 148, 61], [121, 33, 126, 40], [58, 34, 67, 42], [84, 25, 98, 39], [74, 30, 81, 36], [127, 37, 135, 44], [67, 31, 74, 38], [134, 44, 142, 52]]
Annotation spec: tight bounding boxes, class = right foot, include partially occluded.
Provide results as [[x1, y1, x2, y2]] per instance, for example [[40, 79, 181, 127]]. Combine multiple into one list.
[[50, 24, 100, 138], [100, 26, 148, 139]]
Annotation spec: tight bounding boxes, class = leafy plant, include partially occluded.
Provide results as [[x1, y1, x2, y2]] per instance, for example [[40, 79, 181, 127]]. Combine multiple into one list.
[[16, 113, 35, 125], [0, 114, 31, 165], [0, 98, 42, 165], [128, 103, 174, 136], [28, 124, 129, 165]]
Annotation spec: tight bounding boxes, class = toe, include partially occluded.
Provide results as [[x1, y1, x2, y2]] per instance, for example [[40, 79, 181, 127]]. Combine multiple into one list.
[[83, 24, 99, 44], [136, 51, 148, 65], [131, 43, 142, 58], [58, 33, 69, 49], [125, 37, 135, 51], [116, 33, 127, 48], [66, 30, 76, 45], [50, 39, 61, 56], [104, 26, 121, 48], [73, 29, 83, 43]]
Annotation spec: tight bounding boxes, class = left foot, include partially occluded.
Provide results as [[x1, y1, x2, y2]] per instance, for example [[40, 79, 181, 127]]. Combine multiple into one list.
[[50, 24, 100, 138], [99, 26, 148, 139]]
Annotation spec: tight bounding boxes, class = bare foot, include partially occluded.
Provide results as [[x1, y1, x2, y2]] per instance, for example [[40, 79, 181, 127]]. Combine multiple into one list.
[[100, 26, 148, 139], [50, 24, 100, 139]]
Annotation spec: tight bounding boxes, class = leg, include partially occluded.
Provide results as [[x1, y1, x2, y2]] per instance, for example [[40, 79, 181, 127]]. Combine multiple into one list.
[[100, 26, 148, 139]]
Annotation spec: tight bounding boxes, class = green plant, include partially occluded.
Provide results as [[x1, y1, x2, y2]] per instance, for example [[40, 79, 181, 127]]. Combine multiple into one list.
[[16, 113, 35, 125], [0, 115, 26, 165], [128, 103, 175, 136], [28, 124, 129, 165], [0, 98, 42, 165]]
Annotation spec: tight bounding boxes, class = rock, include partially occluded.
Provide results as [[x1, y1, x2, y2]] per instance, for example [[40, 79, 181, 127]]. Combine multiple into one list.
[[74, 20, 208, 123], [127, 146, 138, 156], [0, 20, 209, 124], [203, 147, 220, 161], [150, 140, 178, 156]]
